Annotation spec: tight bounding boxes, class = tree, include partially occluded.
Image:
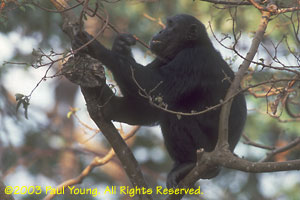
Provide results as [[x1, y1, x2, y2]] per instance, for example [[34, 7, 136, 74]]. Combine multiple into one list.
[[0, 0, 300, 200]]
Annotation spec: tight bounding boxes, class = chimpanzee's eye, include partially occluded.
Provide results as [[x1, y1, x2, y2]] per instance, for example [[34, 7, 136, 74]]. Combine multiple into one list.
[[167, 19, 174, 27]]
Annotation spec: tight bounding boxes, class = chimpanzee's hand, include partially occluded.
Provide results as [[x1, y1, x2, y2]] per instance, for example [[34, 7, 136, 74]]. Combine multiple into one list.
[[112, 33, 136, 56]]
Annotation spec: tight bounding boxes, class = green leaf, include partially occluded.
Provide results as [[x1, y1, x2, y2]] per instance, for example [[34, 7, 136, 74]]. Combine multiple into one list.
[[67, 111, 73, 119], [62, 50, 69, 63], [26, 4, 35, 11], [67, 108, 79, 118], [19, 6, 26, 12], [15, 94, 30, 119], [15, 93, 24, 101], [23, 96, 30, 119], [16, 99, 22, 113]]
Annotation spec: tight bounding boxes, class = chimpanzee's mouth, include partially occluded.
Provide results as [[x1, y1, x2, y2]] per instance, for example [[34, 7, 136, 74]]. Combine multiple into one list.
[[152, 40, 162, 44]]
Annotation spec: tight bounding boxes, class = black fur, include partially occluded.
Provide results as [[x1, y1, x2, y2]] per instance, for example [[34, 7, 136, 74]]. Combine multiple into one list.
[[74, 14, 247, 188]]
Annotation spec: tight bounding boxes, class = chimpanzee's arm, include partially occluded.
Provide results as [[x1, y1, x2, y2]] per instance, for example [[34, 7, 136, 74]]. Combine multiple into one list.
[[73, 33, 162, 124], [73, 32, 121, 69], [99, 85, 160, 125]]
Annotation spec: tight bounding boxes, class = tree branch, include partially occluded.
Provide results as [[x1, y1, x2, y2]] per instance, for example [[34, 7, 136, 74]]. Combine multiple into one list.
[[217, 151, 300, 172], [199, 0, 300, 10], [260, 137, 300, 162], [48, 1, 152, 200], [199, 0, 251, 5], [44, 126, 139, 200], [216, 10, 271, 150]]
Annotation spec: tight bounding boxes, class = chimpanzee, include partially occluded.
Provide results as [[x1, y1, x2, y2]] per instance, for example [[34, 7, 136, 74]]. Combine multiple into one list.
[[73, 14, 247, 188]]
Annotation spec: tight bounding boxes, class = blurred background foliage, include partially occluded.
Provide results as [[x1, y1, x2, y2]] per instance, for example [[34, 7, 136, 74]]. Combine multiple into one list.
[[0, 0, 299, 200]]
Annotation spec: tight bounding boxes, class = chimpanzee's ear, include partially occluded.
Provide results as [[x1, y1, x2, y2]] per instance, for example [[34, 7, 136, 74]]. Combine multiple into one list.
[[187, 24, 198, 40]]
